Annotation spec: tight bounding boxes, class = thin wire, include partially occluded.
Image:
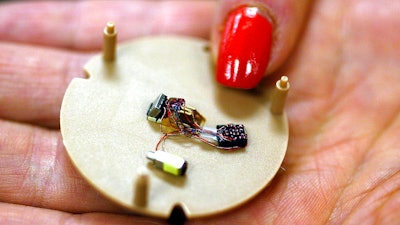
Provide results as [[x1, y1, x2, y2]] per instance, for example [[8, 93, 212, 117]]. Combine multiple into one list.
[[155, 97, 242, 151]]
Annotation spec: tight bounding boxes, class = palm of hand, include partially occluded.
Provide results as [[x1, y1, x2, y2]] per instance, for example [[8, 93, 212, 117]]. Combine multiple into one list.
[[0, 1, 399, 224]]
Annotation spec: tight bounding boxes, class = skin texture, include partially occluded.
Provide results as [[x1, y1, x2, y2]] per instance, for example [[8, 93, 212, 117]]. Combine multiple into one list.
[[0, 0, 399, 224]]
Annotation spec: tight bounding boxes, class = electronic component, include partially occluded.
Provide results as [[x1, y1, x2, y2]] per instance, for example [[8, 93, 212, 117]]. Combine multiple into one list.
[[146, 94, 205, 129], [147, 94, 248, 151], [147, 93, 168, 123], [216, 124, 247, 148], [201, 124, 248, 148], [176, 104, 205, 128], [146, 150, 188, 176]]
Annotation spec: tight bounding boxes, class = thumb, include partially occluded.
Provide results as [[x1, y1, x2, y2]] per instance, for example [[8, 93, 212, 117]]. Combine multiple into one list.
[[212, 0, 312, 89]]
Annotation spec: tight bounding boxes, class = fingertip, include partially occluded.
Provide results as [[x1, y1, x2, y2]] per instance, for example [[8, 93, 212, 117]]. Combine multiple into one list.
[[212, 0, 312, 89], [215, 5, 273, 89]]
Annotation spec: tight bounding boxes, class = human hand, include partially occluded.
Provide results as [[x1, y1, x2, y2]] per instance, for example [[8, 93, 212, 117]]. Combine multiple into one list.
[[0, 1, 399, 225]]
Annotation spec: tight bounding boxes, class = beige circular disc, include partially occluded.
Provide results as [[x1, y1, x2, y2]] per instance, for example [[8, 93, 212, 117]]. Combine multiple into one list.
[[60, 36, 288, 218]]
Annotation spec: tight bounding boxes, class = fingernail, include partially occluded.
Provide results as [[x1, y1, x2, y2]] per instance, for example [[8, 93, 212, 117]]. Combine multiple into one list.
[[217, 5, 273, 89]]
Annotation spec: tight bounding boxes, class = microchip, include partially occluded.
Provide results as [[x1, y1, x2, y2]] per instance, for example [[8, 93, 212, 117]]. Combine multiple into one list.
[[216, 124, 248, 148], [146, 93, 168, 123]]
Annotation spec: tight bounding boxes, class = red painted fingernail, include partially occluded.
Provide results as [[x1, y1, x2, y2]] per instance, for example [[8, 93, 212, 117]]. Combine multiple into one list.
[[217, 5, 273, 89]]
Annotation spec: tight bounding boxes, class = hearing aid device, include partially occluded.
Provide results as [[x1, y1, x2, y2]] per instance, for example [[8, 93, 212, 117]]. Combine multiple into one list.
[[60, 22, 289, 219]]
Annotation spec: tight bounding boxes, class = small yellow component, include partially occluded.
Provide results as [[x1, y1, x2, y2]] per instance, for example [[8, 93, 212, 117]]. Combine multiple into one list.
[[163, 163, 180, 176], [146, 151, 188, 176]]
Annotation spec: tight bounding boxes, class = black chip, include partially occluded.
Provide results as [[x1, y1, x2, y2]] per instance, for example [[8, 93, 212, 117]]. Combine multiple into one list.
[[216, 124, 248, 148]]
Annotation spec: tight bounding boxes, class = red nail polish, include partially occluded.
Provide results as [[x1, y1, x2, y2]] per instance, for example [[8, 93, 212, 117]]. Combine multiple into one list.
[[217, 5, 273, 89]]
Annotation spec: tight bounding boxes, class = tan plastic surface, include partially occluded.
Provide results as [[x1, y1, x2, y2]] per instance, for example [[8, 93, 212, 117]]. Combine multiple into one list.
[[60, 36, 288, 218]]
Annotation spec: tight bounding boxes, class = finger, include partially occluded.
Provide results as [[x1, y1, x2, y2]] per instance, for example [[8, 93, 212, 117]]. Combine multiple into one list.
[[0, 120, 124, 213], [0, 203, 165, 225], [0, 0, 215, 50], [0, 43, 89, 128], [212, 0, 312, 89]]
